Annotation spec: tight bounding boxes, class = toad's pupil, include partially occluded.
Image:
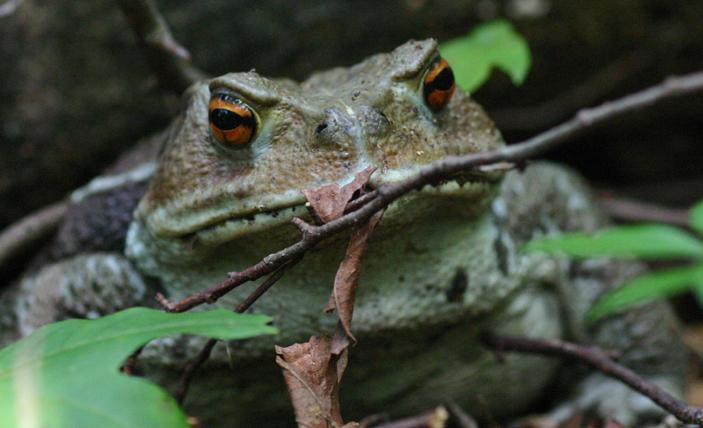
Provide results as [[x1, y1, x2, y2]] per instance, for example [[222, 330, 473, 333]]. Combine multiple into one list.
[[431, 66, 454, 91], [422, 58, 456, 111], [210, 108, 242, 130]]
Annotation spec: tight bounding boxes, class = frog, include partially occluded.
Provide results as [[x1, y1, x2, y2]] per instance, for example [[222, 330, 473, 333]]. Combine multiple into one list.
[[0, 39, 687, 427]]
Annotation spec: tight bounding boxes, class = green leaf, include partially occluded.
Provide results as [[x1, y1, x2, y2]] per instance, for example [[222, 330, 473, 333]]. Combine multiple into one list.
[[0, 308, 276, 428], [690, 199, 703, 236], [523, 224, 703, 260], [587, 264, 703, 321], [440, 20, 531, 92]]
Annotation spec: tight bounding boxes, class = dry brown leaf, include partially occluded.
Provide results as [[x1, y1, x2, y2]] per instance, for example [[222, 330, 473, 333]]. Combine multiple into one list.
[[323, 211, 383, 343], [276, 335, 347, 428], [280, 167, 380, 427], [303, 167, 376, 223]]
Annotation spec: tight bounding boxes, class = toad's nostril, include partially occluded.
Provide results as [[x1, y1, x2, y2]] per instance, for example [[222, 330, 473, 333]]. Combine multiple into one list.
[[315, 122, 328, 134]]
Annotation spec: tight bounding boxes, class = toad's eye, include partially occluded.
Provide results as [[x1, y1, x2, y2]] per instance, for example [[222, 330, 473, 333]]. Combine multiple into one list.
[[208, 92, 258, 147], [422, 57, 456, 111]]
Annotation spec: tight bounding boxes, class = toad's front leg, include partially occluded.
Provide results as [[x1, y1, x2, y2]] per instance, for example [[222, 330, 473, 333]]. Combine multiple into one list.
[[2, 253, 153, 342]]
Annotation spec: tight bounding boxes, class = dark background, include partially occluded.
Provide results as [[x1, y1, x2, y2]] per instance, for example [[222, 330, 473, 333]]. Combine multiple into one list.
[[1, 0, 702, 229]]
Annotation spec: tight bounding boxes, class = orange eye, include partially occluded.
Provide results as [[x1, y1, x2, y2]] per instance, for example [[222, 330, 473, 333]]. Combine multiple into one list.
[[208, 92, 258, 147], [422, 57, 456, 111]]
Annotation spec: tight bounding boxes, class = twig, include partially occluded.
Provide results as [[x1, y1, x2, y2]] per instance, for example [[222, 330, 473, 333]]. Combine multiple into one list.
[[117, 0, 206, 94], [447, 402, 478, 428], [493, 51, 649, 131], [480, 333, 703, 425], [372, 406, 449, 428], [174, 337, 217, 404], [0, 201, 66, 268], [597, 193, 690, 227], [156, 71, 703, 314], [358, 414, 388, 427], [174, 257, 302, 404], [121, 345, 144, 375], [344, 190, 379, 214], [234, 256, 303, 313]]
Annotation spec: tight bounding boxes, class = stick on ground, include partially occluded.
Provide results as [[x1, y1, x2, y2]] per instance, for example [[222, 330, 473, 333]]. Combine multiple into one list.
[[117, 0, 206, 93], [481, 333, 703, 425]]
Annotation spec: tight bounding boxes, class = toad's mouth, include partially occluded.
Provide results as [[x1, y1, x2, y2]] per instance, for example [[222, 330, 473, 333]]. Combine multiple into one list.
[[150, 167, 503, 247]]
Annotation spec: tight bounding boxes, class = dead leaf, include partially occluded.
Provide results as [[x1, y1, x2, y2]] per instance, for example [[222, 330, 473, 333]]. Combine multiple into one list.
[[303, 167, 376, 223], [328, 323, 352, 368], [281, 166, 380, 427], [324, 211, 383, 343], [276, 335, 347, 428]]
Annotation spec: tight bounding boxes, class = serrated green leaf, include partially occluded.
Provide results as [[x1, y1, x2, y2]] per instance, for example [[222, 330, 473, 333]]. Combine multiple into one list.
[[523, 224, 703, 260], [0, 307, 276, 428], [587, 264, 703, 322], [690, 199, 703, 236], [440, 20, 531, 92]]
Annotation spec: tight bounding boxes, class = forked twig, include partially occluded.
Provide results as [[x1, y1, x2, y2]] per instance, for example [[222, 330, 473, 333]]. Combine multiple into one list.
[[372, 407, 449, 428], [117, 0, 206, 93], [174, 256, 302, 404], [0, 201, 66, 268]]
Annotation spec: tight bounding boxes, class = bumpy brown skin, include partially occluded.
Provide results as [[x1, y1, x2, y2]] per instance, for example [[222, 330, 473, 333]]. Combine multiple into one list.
[[0, 40, 687, 427]]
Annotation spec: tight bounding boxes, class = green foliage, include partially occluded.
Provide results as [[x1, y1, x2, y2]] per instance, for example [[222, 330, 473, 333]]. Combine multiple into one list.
[[523, 224, 703, 260], [524, 199, 703, 321], [440, 20, 531, 92], [0, 308, 276, 428], [586, 265, 703, 322], [691, 199, 703, 236]]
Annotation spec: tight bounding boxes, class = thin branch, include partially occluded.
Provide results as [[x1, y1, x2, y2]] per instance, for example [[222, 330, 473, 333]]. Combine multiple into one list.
[[492, 51, 649, 131], [597, 193, 690, 227], [156, 70, 703, 314], [372, 406, 449, 428], [120, 345, 144, 375], [446, 402, 478, 428], [117, 0, 206, 94], [0, 201, 66, 268], [344, 190, 379, 214], [174, 337, 217, 404], [234, 256, 303, 313], [480, 333, 703, 425], [174, 256, 302, 404]]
